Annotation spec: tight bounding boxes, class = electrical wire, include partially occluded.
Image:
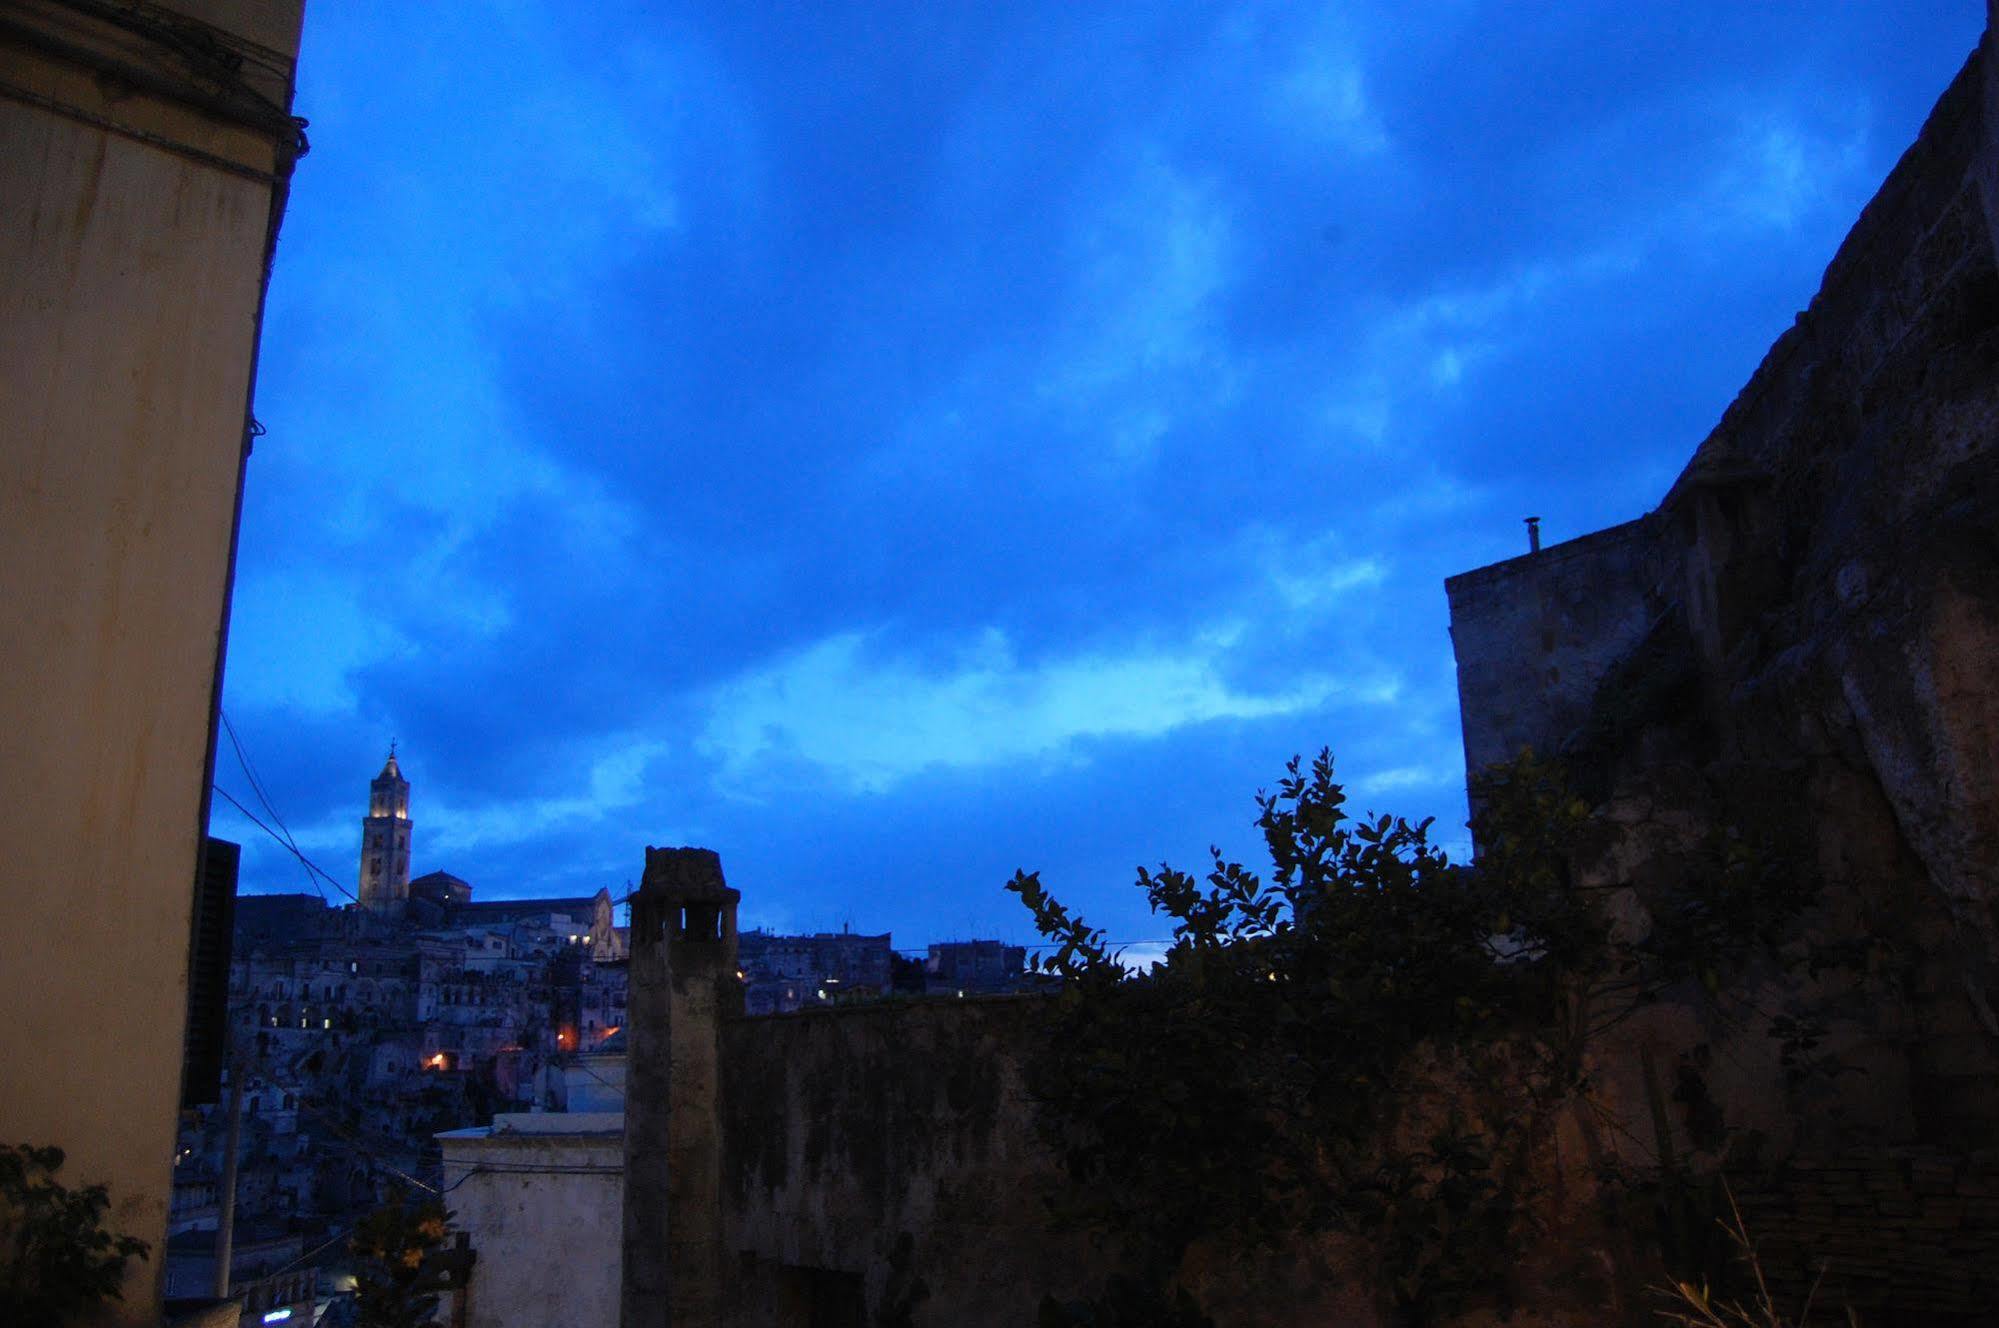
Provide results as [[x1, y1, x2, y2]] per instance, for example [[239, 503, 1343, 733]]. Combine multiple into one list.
[[286, 1095, 441, 1196], [264, 1221, 359, 1277], [439, 1160, 624, 1196], [556, 1052, 625, 1102], [213, 783, 361, 904], [221, 709, 322, 900], [220, 711, 284, 838]]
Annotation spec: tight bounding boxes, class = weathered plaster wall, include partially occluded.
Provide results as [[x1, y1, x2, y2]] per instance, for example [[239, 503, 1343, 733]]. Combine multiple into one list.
[[0, 3, 303, 1319], [441, 1116, 626, 1328]]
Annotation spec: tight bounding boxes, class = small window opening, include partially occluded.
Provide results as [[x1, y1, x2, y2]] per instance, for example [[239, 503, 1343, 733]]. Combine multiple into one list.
[[678, 903, 722, 943]]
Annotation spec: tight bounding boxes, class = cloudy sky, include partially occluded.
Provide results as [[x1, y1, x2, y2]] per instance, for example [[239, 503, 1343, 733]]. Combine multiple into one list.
[[215, 1, 1984, 953]]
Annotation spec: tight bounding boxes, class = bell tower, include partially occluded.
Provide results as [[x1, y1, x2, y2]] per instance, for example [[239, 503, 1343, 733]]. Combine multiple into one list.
[[357, 744, 412, 916]]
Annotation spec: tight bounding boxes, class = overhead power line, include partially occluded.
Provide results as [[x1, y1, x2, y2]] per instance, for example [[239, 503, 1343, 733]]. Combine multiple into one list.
[[220, 709, 320, 899], [212, 783, 360, 905]]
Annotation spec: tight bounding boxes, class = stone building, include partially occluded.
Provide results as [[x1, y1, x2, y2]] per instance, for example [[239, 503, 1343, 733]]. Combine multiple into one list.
[[163, 1221, 314, 1324], [923, 939, 1028, 997], [737, 926, 894, 1014], [409, 868, 476, 918], [203, 752, 649, 1306], [0, 3, 306, 1319]]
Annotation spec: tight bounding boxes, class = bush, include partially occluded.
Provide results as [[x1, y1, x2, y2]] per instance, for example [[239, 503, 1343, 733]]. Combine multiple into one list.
[[1009, 748, 1808, 1325], [348, 1186, 451, 1328], [0, 1143, 150, 1324]]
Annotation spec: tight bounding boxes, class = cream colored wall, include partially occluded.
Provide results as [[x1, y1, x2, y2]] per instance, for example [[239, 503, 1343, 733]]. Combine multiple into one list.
[[0, 3, 301, 1321], [440, 1120, 626, 1328]]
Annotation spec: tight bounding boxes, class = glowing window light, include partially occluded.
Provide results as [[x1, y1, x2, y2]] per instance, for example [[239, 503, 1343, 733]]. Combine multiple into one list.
[[262, 1311, 293, 1323]]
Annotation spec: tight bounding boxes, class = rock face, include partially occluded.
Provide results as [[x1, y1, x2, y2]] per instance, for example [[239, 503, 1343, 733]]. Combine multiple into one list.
[[1448, 30, 1999, 1150]]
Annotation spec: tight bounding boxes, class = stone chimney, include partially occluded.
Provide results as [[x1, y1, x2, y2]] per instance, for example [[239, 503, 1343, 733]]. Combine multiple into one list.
[[621, 847, 738, 1328]]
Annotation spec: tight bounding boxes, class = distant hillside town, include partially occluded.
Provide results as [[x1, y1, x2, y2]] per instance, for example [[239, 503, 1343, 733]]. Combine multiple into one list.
[[168, 750, 1029, 1321]]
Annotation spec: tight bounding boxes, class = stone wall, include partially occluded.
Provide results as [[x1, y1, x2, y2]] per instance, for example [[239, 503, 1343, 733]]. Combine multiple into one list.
[[716, 999, 1620, 1328], [1446, 22, 1999, 1150], [720, 998, 1103, 1328], [1732, 1148, 1999, 1324], [1440, 16, 1999, 1327]]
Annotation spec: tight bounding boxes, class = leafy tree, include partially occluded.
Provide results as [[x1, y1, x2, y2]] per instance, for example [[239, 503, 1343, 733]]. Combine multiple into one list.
[[1009, 749, 1805, 1325], [348, 1186, 449, 1328], [0, 1143, 149, 1325]]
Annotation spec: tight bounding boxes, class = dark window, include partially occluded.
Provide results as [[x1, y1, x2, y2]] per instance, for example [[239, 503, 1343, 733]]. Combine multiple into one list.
[[679, 903, 722, 943]]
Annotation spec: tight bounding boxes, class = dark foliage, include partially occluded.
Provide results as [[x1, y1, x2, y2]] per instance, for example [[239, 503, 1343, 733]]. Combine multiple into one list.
[[1009, 749, 1808, 1325], [0, 1143, 150, 1325], [348, 1186, 450, 1328]]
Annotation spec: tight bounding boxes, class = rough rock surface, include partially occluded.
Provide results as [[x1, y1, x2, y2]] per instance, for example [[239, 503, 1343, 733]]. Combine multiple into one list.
[[1450, 28, 1999, 1152]]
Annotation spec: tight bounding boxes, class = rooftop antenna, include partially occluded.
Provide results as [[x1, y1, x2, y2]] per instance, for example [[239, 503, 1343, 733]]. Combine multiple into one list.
[[1524, 516, 1542, 554]]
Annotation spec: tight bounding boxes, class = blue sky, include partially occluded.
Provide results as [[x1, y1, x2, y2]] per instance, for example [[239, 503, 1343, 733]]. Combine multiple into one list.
[[215, 1, 1986, 954]]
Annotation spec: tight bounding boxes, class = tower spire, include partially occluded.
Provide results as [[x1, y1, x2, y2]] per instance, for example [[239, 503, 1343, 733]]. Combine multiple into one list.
[[358, 745, 412, 916]]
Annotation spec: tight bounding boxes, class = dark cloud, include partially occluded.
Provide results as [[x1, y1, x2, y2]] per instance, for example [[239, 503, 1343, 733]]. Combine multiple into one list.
[[218, 1, 1984, 944]]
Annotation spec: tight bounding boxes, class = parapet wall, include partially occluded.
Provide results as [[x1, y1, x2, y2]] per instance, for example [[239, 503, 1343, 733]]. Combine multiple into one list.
[[719, 998, 1099, 1328], [1445, 516, 1664, 780], [715, 999, 1626, 1328]]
